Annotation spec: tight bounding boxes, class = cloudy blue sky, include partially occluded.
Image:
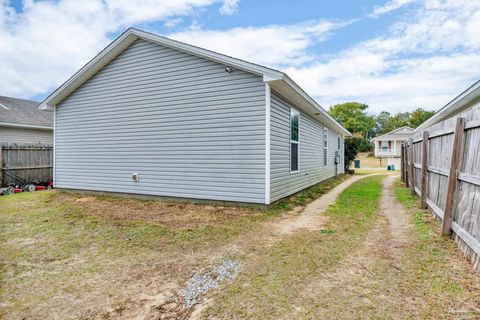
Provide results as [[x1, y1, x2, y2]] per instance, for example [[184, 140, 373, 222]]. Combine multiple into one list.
[[1, 0, 479, 114]]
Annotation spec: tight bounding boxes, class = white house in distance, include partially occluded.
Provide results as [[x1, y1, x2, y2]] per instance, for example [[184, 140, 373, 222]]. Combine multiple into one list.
[[372, 126, 414, 168]]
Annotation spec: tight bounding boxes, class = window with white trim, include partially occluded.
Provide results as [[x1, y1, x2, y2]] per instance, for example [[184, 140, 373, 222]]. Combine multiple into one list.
[[381, 141, 389, 150], [290, 108, 299, 172], [323, 127, 328, 166], [338, 136, 341, 150]]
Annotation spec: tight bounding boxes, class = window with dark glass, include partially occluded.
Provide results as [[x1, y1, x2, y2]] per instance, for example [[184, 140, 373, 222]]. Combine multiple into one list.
[[290, 108, 299, 172], [323, 128, 328, 166]]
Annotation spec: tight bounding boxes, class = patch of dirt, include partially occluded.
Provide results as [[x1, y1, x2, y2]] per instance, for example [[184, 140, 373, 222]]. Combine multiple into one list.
[[272, 175, 380, 235], [380, 175, 413, 266], [54, 193, 261, 229]]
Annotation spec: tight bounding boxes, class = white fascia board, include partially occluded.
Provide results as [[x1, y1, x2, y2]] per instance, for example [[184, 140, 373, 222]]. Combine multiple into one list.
[[39, 28, 285, 110], [0, 122, 53, 130], [39, 31, 137, 111], [134, 28, 284, 80], [280, 75, 351, 137]]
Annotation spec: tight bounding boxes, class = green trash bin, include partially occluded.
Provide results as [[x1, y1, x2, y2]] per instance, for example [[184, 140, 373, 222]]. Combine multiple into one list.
[[354, 159, 360, 168]]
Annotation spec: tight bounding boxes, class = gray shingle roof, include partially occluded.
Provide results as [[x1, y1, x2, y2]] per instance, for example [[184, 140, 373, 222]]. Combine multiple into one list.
[[0, 95, 53, 128]]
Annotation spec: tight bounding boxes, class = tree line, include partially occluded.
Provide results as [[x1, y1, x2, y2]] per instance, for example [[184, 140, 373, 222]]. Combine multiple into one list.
[[329, 102, 435, 170]]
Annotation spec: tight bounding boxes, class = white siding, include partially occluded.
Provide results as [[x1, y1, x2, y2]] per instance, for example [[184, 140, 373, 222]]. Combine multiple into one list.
[[270, 91, 343, 202], [55, 39, 266, 204], [0, 126, 53, 144]]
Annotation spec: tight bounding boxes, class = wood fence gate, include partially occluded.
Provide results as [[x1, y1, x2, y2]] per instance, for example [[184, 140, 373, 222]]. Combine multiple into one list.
[[401, 106, 480, 271], [0, 144, 53, 186]]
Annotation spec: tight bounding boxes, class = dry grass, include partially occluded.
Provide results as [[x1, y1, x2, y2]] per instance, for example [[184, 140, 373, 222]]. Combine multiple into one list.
[[0, 175, 348, 320], [196, 176, 480, 319], [54, 193, 261, 229], [202, 175, 385, 319]]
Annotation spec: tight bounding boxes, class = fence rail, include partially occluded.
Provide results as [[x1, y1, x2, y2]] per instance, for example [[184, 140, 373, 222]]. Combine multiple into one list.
[[401, 106, 480, 271], [0, 143, 53, 186]]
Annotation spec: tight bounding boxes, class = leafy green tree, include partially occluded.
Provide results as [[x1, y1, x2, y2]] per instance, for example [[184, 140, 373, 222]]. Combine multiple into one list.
[[344, 136, 362, 171], [408, 108, 435, 127], [374, 111, 394, 135], [329, 102, 375, 137]]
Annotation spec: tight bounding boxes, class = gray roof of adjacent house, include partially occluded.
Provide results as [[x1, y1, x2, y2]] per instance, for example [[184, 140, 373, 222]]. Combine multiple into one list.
[[372, 126, 414, 141], [0, 96, 53, 129], [38, 27, 350, 136], [416, 79, 480, 131]]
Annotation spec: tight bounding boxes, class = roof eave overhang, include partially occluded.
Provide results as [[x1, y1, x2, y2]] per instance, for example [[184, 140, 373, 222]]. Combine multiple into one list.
[[416, 79, 480, 131], [39, 28, 284, 111], [38, 27, 350, 137], [265, 75, 351, 137]]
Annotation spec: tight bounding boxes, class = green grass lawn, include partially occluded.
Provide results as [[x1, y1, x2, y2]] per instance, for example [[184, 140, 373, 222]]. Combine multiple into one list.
[[0, 174, 349, 319], [392, 179, 480, 318], [203, 175, 385, 319]]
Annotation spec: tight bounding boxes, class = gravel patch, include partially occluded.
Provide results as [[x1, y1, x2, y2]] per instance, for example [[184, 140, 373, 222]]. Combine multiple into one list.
[[182, 259, 242, 308]]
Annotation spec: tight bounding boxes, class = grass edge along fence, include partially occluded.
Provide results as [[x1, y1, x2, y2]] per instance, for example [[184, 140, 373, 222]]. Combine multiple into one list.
[[401, 105, 480, 271]]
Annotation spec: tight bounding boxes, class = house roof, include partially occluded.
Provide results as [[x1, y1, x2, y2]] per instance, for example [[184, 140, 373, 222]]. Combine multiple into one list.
[[38, 27, 350, 136], [372, 126, 414, 141], [416, 79, 480, 131], [0, 95, 53, 130]]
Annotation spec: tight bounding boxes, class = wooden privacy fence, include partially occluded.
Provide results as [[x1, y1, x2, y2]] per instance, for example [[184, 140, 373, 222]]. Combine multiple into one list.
[[0, 144, 53, 186], [401, 105, 480, 271]]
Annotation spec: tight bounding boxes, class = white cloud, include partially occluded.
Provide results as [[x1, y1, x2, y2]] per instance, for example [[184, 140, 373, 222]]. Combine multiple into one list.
[[370, 0, 418, 18], [164, 17, 183, 28], [169, 0, 480, 113], [0, 0, 222, 98], [297, 0, 480, 113], [1, 0, 479, 115], [219, 0, 239, 15], [170, 20, 350, 67]]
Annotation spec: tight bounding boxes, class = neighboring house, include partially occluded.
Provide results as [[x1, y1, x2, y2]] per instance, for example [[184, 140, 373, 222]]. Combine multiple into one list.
[[39, 27, 350, 206], [416, 79, 480, 131], [0, 96, 53, 144], [372, 126, 414, 167]]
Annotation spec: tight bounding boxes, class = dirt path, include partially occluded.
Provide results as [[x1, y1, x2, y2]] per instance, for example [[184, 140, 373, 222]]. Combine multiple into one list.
[[272, 174, 381, 235], [380, 175, 413, 266], [286, 174, 414, 319]]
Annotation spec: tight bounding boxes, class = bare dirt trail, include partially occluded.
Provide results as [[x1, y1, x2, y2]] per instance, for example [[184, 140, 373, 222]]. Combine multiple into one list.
[[380, 175, 413, 266], [286, 174, 415, 319], [95, 175, 381, 320], [272, 174, 384, 236]]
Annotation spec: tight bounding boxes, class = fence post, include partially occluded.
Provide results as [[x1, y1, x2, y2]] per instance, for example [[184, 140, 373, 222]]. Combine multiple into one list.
[[400, 143, 405, 182], [408, 138, 415, 195], [441, 117, 466, 236], [403, 142, 409, 188], [420, 131, 429, 209]]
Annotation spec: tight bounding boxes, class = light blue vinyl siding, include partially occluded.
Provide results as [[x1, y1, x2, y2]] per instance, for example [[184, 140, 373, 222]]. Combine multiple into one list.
[[55, 39, 266, 204], [270, 91, 343, 202]]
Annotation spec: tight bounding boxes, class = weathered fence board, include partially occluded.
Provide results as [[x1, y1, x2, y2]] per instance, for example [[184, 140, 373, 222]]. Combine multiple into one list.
[[0, 143, 53, 186], [402, 105, 480, 271]]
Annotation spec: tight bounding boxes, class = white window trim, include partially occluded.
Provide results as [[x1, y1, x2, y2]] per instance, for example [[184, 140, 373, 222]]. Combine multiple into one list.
[[323, 127, 328, 167], [290, 107, 300, 174]]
